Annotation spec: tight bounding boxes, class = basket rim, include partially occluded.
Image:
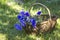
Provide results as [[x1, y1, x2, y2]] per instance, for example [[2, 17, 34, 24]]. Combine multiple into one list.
[[29, 3, 51, 19]]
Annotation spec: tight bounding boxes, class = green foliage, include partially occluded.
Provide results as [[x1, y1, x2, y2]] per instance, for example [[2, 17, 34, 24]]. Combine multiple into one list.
[[23, 0, 36, 3], [0, 0, 7, 4]]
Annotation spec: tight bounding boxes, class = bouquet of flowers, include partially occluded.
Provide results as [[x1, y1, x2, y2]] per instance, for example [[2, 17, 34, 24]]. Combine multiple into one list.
[[14, 9, 41, 34]]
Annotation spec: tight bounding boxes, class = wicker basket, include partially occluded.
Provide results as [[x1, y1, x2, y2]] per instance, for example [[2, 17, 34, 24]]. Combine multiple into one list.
[[23, 3, 57, 34]]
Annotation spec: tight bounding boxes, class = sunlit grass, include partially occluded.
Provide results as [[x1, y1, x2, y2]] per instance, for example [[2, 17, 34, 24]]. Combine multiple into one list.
[[56, 18, 60, 29], [8, 15, 17, 17], [0, 34, 7, 40], [6, 2, 23, 12], [57, 18, 60, 25]]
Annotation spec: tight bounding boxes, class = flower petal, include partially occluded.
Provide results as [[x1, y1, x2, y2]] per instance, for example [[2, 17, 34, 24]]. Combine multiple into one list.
[[25, 11, 30, 16], [17, 15, 24, 20], [30, 18, 36, 28], [19, 10, 25, 16], [20, 20, 26, 27], [14, 24, 22, 30], [37, 11, 41, 15]]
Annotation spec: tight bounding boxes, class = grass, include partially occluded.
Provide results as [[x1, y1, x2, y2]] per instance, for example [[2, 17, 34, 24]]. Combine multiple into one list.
[[0, 0, 60, 40]]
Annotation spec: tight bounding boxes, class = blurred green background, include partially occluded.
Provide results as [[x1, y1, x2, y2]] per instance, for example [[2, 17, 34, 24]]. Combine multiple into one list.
[[0, 0, 60, 40]]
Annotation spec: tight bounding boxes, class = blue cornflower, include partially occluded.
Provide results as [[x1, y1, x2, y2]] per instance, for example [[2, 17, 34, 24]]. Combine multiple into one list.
[[20, 20, 26, 27], [30, 18, 36, 28], [25, 11, 30, 17], [14, 24, 22, 30], [17, 15, 24, 20], [19, 10, 25, 16], [37, 11, 41, 15]]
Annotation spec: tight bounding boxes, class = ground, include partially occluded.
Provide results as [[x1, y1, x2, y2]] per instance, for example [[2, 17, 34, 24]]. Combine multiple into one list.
[[0, 0, 60, 40]]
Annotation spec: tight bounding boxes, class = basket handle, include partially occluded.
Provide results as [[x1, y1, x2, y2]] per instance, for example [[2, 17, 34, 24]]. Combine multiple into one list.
[[29, 3, 51, 19]]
